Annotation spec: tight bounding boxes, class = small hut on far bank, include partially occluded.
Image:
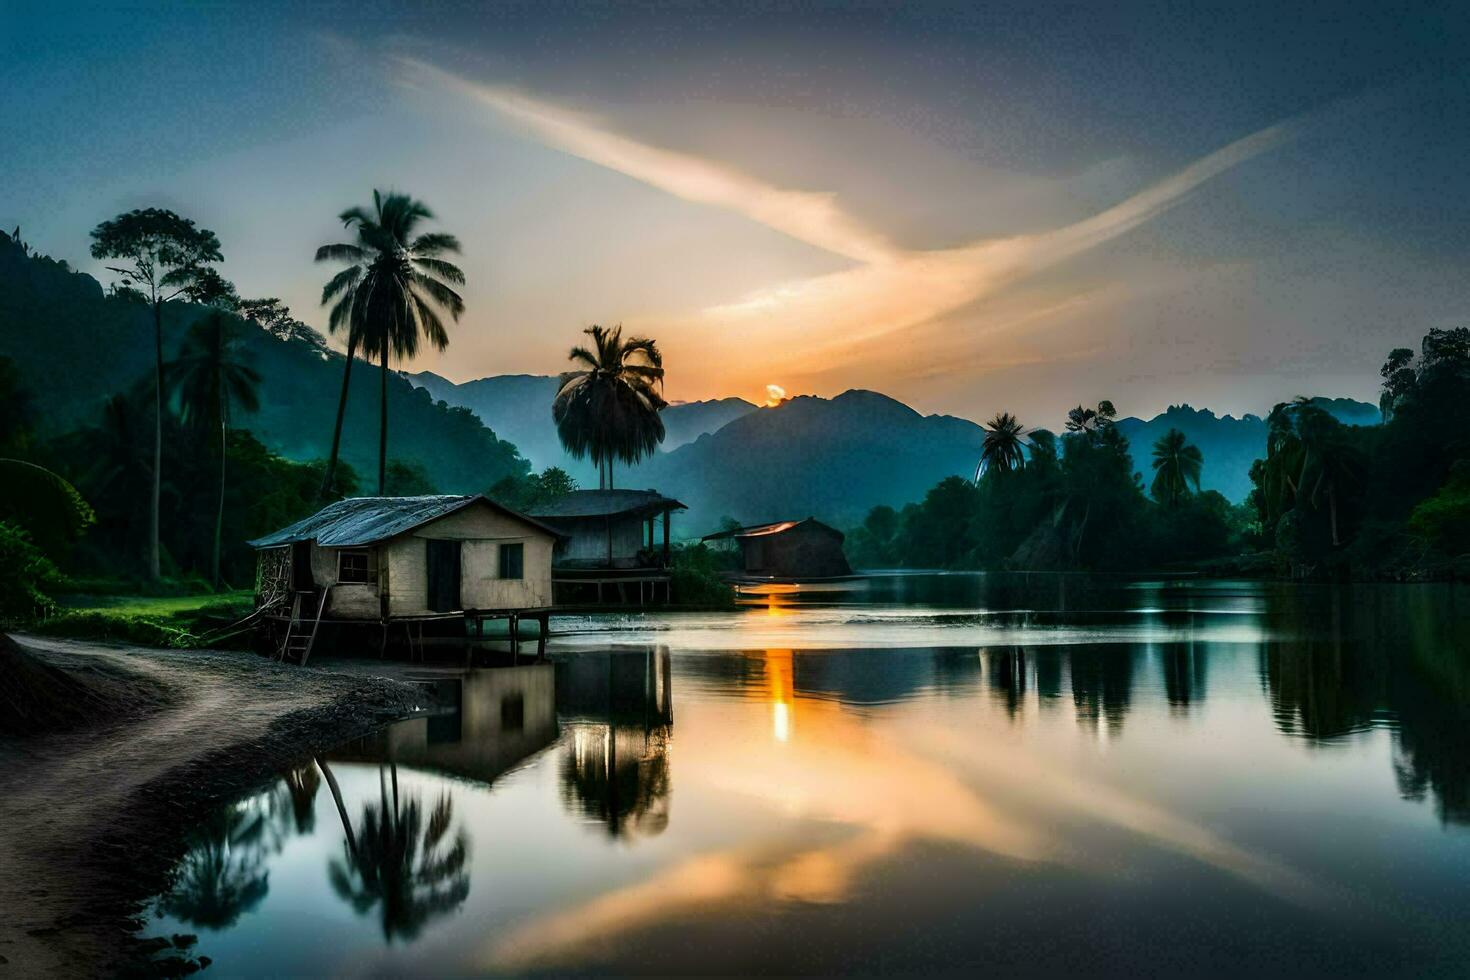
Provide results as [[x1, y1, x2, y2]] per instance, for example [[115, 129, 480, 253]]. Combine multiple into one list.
[[702, 518, 852, 579]]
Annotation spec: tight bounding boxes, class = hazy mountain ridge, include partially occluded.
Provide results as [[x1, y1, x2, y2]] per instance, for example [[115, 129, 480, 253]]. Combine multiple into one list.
[[0, 235, 528, 493], [411, 360, 1381, 534], [405, 370, 756, 479], [625, 390, 987, 535]]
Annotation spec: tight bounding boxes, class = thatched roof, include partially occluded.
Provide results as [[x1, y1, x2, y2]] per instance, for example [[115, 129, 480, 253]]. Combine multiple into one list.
[[527, 489, 686, 521], [248, 495, 561, 549]]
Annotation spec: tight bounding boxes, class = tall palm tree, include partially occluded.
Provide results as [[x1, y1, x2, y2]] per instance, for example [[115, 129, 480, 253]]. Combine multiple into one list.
[[1150, 428, 1203, 506], [552, 325, 667, 490], [171, 312, 261, 588], [975, 412, 1027, 481], [316, 191, 465, 495]]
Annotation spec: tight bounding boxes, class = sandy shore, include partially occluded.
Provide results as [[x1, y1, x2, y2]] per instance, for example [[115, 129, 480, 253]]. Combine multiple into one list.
[[0, 635, 427, 976]]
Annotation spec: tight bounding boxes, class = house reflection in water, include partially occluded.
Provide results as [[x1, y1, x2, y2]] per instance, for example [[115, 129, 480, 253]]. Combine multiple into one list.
[[330, 664, 559, 786], [553, 647, 674, 839]]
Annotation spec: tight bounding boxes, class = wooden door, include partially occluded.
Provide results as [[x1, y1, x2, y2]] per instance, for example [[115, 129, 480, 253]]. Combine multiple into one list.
[[425, 539, 463, 613]]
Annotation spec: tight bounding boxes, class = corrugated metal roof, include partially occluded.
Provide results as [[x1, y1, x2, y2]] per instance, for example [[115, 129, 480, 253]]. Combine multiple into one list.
[[702, 517, 843, 542], [526, 489, 686, 520], [736, 520, 800, 538], [248, 495, 561, 549]]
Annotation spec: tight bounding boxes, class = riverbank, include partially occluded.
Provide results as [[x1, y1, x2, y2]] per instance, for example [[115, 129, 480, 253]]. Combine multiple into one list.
[[0, 635, 427, 976]]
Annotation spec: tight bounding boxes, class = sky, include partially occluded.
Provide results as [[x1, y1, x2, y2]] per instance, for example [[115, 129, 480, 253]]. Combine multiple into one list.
[[4, 1, 1470, 428]]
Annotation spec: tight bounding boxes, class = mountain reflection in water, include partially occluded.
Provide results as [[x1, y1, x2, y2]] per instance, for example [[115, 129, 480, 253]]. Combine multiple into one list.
[[143, 579, 1470, 977]]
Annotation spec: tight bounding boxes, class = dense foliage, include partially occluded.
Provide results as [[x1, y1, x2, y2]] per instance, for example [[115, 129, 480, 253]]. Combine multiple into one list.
[[847, 411, 1249, 571], [0, 233, 527, 494], [1247, 328, 1470, 576]]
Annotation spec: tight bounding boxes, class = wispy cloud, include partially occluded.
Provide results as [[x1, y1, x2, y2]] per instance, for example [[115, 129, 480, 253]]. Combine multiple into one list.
[[400, 58, 1297, 395], [398, 57, 898, 265]]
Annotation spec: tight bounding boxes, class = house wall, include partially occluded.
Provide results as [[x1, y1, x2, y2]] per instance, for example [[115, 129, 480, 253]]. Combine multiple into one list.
[[306, 543, 382, 619], [385, 503, 555, 616], [556, 515, 650, 568]]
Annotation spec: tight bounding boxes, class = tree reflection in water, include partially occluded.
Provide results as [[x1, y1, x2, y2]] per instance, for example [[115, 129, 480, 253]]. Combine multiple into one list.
[[326, 763, 471, 941], [556, 647, 674, 839], [282, 763, 320, 834], [154, 792, 278, 929], [1259, 584, 1470, 824]]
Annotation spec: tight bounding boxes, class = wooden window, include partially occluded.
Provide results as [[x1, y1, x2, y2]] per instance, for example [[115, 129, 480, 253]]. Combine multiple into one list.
[[338, 549, 376, 584], [499, 542, 524, 580]]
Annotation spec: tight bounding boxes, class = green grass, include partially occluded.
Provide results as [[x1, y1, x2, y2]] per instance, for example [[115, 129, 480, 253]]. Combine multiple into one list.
[[35, 590, 256, 648], [54, 591, 254, 617]]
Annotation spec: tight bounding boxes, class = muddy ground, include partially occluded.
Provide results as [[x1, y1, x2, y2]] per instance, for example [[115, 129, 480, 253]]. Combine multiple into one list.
[[0, 635, 428, 976]]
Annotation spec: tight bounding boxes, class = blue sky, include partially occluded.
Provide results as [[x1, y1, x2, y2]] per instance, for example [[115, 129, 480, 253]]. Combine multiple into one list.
[[4, 2, 1469, 425]]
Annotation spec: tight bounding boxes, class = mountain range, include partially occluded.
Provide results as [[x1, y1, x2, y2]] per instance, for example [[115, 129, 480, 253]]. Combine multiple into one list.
[[407, 370, 756, 482], [416, 365, 1380, 532]]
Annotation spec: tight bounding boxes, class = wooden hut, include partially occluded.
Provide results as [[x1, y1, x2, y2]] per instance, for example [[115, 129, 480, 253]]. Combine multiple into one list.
[[249, 495, 562, 661], [526, 490, 686, 604], [702, 518, 852, 579]]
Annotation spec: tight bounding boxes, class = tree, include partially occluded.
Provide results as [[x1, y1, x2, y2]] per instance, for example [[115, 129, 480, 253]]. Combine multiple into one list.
[[976, 412, 1027, 481], [0, 459, 95, 560], [1065, 400, 1117, 441], [1150, 428, 1203, 506], [239, 297, 330, 352], [316, 191, 466, 495], [0, 356, 36, 457], [552, 325, 667, 490], [170, 312, 262, 588], [1260, 398, 1363, 549], [90, 208, 223, 578]]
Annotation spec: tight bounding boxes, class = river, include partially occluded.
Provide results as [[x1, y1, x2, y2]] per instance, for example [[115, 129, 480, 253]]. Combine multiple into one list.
[[141, 575, 1470, 976]]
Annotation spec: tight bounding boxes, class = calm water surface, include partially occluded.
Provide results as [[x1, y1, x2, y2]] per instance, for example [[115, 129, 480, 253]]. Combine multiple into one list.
[[144, 576, 1470, 977]]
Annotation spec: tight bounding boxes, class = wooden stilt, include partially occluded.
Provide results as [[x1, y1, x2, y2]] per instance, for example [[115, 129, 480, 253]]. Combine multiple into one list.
[[536, 614, 548, 660]]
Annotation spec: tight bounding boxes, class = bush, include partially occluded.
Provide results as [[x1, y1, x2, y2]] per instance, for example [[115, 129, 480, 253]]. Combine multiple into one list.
[[0, 521, 59, 620], [1408, 462, 1470, 556], [669, 543, 736, 607]]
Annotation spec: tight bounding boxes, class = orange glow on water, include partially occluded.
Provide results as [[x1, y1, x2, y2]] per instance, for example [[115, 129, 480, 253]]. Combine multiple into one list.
[[764, 649, 796, 742]]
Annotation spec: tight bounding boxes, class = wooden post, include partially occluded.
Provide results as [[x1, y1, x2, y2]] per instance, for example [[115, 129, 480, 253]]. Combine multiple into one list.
[[662, 508, 671, 565], [536, 613, 548, 660], [510, 613, 520, 663]]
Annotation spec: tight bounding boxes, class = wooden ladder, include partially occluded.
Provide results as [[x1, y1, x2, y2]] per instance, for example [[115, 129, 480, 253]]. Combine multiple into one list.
[[279, 589, 330, 666]]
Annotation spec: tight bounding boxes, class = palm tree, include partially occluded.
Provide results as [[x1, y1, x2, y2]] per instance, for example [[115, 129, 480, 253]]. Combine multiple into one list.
[[327, 764, 470, 941], [552, 325, 667, 490], [171, 312, 261, 588], [1260, 398, 1362, 546], [975, 412, 1027, 481], [1150, 428, 1203, 505], [1065, 400, 1117, 440], [1294, 403, 1362, 547], [316, 191, 465, 496]]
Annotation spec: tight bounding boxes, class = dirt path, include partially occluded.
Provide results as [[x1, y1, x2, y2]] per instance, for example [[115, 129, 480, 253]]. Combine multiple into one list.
[[0, 635, 426, 976]]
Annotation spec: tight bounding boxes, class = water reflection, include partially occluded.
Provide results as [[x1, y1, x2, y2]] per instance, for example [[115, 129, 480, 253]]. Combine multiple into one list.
[[141, 580, 1470, 976], [327, 764, 470, 941], [331, 665, 559, 786], [556, 648, 674, 838], [154, 790, 280, 929]]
